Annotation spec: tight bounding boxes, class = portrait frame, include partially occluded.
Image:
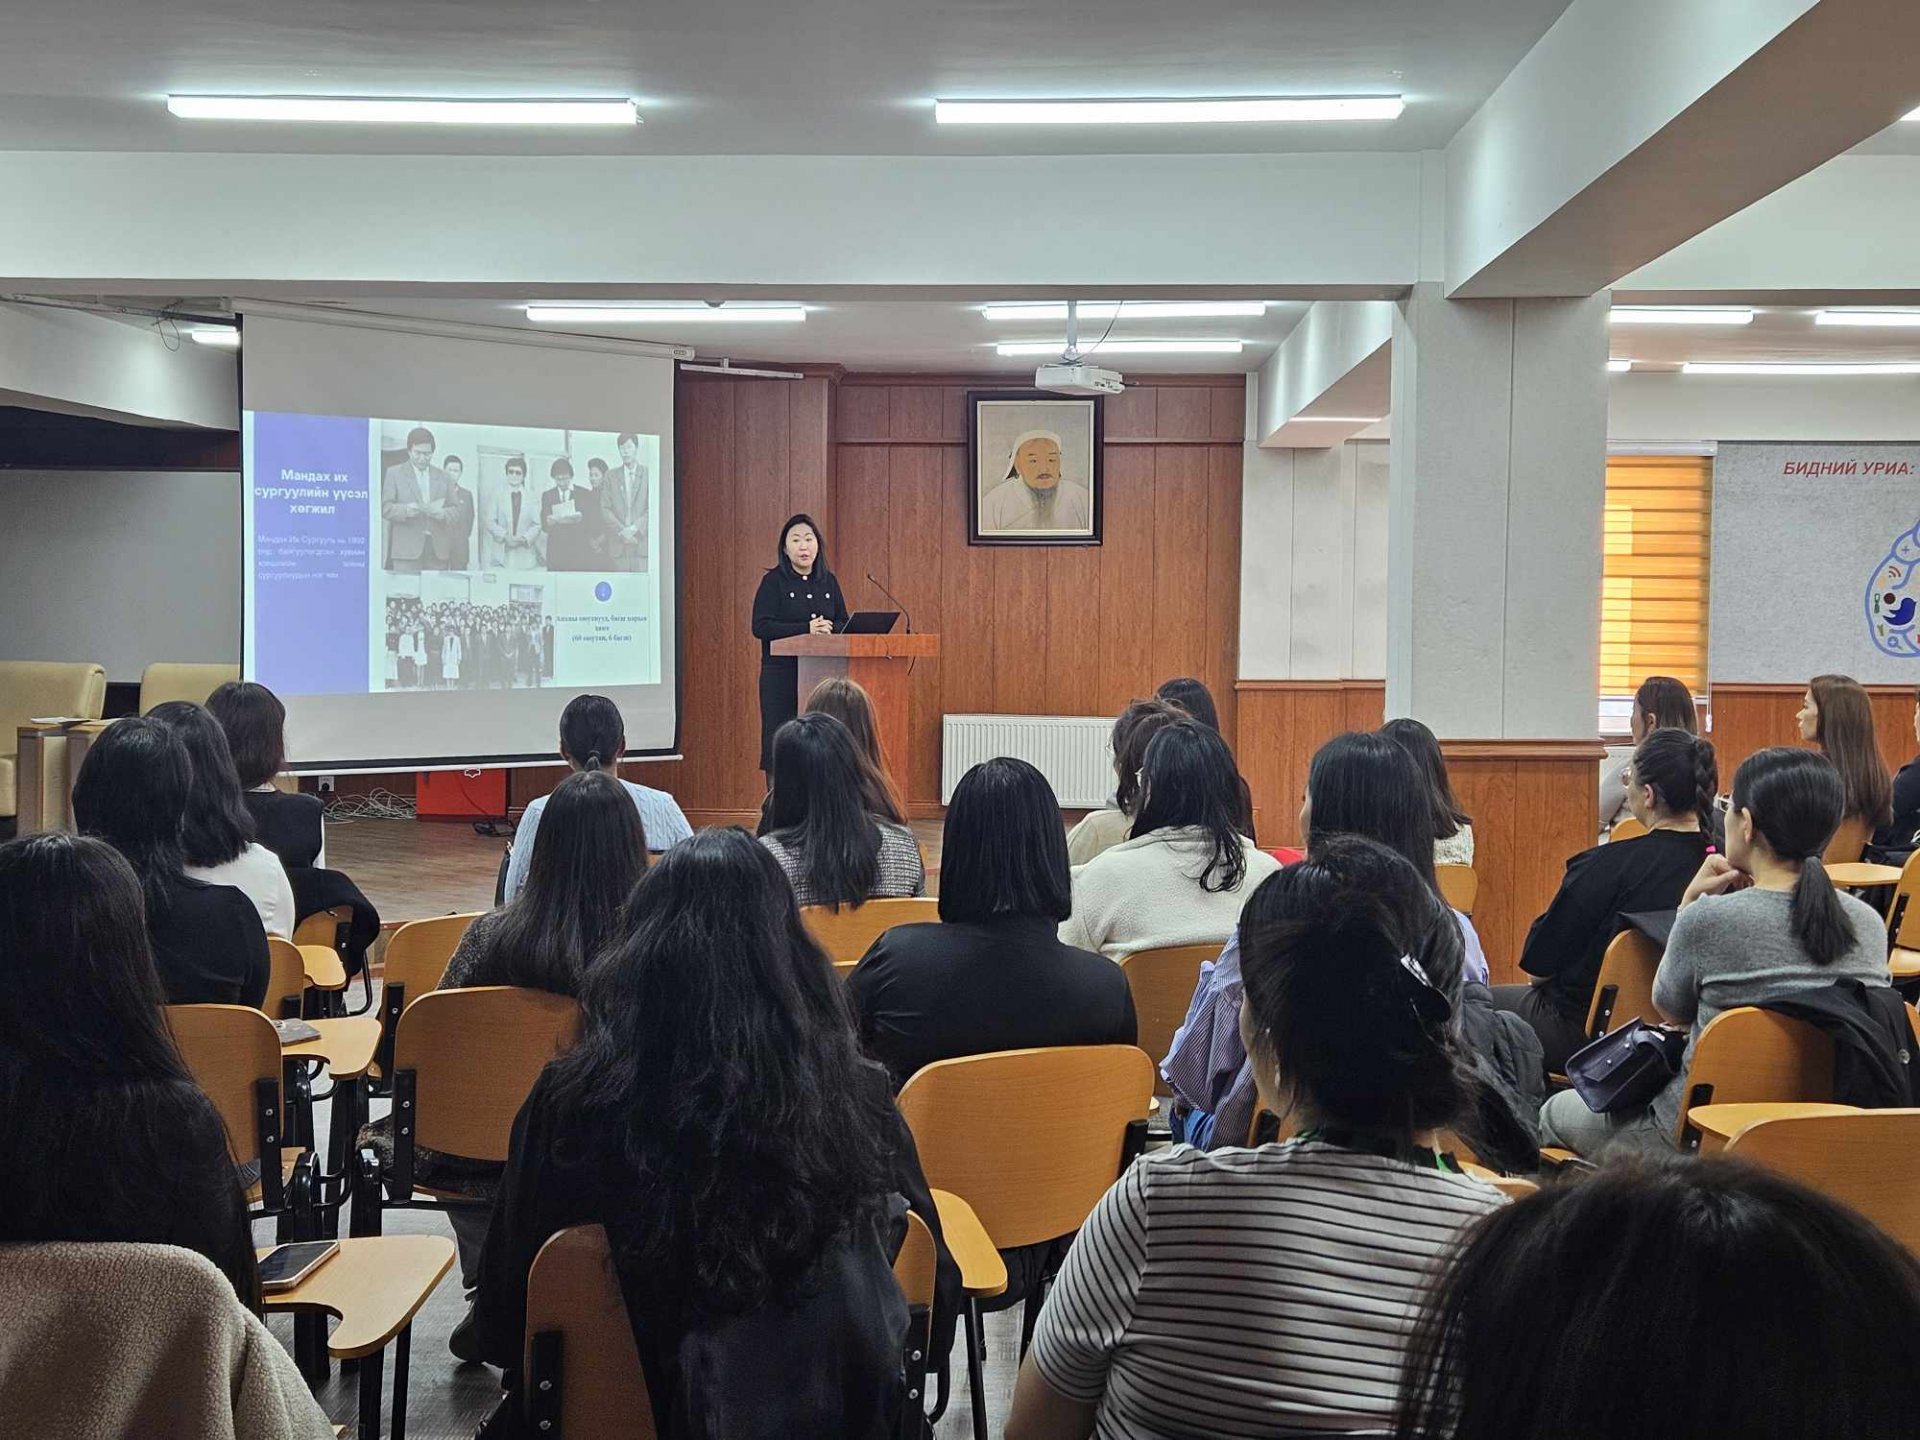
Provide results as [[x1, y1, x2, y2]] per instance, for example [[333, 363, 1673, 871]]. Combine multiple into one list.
[[967, 391, 1103, 547]]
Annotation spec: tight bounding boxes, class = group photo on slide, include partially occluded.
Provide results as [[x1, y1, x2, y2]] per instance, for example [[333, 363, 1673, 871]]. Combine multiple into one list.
[[381, 592, 554, 693]]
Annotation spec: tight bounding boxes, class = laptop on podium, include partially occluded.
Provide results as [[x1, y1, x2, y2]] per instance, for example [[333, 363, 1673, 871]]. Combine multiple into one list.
[[838, 611, 900, 635]]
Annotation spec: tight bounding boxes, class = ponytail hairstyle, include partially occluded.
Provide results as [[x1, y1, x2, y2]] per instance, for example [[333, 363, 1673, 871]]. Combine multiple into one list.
[[559, 694, 625, 774], [1635, 675, 1698, 735], [1239, 835, 1469, 1137], [1808, 674, 1893, 829], [1731, 748, 1854, 967], [1630, 727, 1719, 834]]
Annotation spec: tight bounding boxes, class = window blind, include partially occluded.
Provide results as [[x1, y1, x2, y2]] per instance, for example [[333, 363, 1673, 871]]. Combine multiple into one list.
[[1600, 455, 1712, 701]]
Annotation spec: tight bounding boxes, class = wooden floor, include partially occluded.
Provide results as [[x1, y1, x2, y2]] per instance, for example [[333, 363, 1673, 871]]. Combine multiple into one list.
[[304, 814, 1007, 1439]]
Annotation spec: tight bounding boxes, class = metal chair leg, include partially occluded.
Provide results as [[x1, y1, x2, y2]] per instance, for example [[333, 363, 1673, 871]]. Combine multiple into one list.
[[964, 1298, 988, 1440]]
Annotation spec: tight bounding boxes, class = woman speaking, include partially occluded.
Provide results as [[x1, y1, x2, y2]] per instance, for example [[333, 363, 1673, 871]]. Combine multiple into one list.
[[752, 514, 848, 774]]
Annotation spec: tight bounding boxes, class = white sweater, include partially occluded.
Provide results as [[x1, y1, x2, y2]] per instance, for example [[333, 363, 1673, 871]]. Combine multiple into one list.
[[1061, 826, 1283, 960]]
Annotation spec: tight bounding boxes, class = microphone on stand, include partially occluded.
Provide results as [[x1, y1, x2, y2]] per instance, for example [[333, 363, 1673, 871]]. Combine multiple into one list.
[[865, 572, 914, 634]]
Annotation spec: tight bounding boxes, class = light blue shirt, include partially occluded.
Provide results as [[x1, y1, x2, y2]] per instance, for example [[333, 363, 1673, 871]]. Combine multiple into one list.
[[503, 776, 692, 902]]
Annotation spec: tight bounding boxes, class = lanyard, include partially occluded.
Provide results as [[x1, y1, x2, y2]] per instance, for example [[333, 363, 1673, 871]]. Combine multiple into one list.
[[1296, 1127, 1461, 1174]]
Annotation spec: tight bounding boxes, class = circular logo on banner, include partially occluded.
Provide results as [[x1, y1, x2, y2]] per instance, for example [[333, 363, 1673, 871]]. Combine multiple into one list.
[[594, 581, 614, 602]]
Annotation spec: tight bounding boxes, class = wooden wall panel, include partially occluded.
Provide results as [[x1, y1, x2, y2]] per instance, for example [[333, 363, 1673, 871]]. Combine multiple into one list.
[[1234, 681, 1386, 847], [1707, 682, 1917, 796]]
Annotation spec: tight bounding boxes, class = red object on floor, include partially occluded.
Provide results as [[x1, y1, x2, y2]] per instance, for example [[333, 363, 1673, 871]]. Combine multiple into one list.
[[416, 768, 508, 820]]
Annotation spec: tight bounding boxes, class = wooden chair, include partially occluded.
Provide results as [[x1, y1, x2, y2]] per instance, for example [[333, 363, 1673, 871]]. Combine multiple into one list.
[[1677, 1007, 1832, 1151], [1725, 1109, 1920, 1257], [167, 1004, 301, 1212], [1609, 816, 1649, 842], [1825, 814, 1871, 866], [1881, 850, 1920, 970], [897, 1045, 1154, 1440], [802, 897, 940, 967], [1117, 943, 1220, 1095], [1546, 927, 1668, 1086], [1435, 864, 1479, 916], [524, 1225, 657, 1440], [264, 938, 307, 1021], [293, 904, 365, 1014], [356, 986, 582, 1234], [372, 912, 483, 1079]]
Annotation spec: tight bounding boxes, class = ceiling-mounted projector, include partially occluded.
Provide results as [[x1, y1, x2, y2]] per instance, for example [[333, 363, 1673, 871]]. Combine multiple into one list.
[[1036, 362, 1125, 395]]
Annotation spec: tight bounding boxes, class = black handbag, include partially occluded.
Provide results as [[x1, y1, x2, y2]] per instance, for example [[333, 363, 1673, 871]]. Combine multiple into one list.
[[1567, 1020, 1688, 1115]]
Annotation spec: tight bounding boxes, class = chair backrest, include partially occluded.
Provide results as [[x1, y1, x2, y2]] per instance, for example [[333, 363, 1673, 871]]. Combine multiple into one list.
[[1825, 814, 1871, 866], [1884, 850, 1920, 950], [893, 1209, 937, 1310], [1726, 1109, 1920, 1257], [383, 913, 482, 1005], [137, 662, 241, 714], [0, 660, 107, 743], [1435, 864, 1479, 916], [291, 904, 353, 952], [524, 1225, 656, 1440], [166, 1004, 283, 1176], [897, 1045, 1154, 1250], [394, 986, 581, 1162], [1609, 816, 1649, 842], [1678, 1006, 1832, 1144], [1117, 943, 1220, 1094], [802, 897, 940, 966], [263, 938, 306, 1020], [1583, 927, 1664, 1042]]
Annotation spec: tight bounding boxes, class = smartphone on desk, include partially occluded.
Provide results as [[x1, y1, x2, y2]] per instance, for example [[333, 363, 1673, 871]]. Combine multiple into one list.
[[259, 1239, 339, 1293]]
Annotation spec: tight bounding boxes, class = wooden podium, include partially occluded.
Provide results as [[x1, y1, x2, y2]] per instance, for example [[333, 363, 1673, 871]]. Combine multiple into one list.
[[771, 632, 939, 788]]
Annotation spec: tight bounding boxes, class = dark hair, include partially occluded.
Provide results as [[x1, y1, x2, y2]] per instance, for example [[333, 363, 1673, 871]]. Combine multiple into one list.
[[762, 712, 882, 909], [1110, 697, 1185, 814], [1380, 717, 1470, 839], [939, 759, 1072, 924], [1395, 1157, 1920, 1440], [617, 431, 639, 449], [1630, 726, 1718, 833], [489, 771, 646, 995], [205, 680, 287, 789], [405, 425, 434, 450], [1131, 720, 1249, 893], [444, 454, 464, 472], [804, 676, 905, 824], [1306, 731, 1438, 891], [146, 701, 255, 868], [550, 456, 574, 481], [1635, 675, 1697, 734], [1731, 747, 1855, 967], [0, 833, 183, 1079], [1809, 673, 1893, 828], [559, 694, 624, 772], [505, 455, 528, 477], [1240, 835, 1467, 1135], [588, 458, 608, 475], [1155, 676, 1220, 733], [71, 717, 190, 919], [543, 828, 899, 1325], [775, 512, 827, 576]]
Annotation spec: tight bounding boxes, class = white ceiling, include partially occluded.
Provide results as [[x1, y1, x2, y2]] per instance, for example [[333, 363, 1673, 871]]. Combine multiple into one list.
[[0, 0, 1574, 155], [1609, 307, 1920, 369]]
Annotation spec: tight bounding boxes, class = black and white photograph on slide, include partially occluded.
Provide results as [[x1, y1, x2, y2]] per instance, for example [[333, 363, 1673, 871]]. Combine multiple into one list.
[[382, 576, 555, 693], [377, 419, 657, 575]]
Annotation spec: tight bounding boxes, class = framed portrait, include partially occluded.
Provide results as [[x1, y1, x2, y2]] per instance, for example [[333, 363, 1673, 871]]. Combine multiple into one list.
[[967, 391, 1103, 546]]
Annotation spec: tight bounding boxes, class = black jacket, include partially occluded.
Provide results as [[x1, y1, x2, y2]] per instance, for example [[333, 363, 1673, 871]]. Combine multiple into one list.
[[1762, 980, 1917, 1109], [751, 565, 847, 667], [1457, 982, 1546, 1172]]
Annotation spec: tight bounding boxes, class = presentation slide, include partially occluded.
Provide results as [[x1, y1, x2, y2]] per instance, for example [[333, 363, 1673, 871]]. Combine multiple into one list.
[[239, 310, 678, 770]]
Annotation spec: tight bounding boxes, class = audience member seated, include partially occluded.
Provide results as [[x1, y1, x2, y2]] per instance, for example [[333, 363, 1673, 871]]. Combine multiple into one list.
[[0, 833, 259, 1308], [1394, 1158, 1920, 1440], [147, 701, 298, 939], [72, 718, 268, 1008], [1886, 683, 1920, 852], [207, 679, 381, 975], [1155, 675, 1257, 841], [503, 693, 691, 904], [1599, 675, 1696, 832], [1166, 731, 1539, 1158], [1799, 672, 1893, 845], [1061, 720, 1280, 959], [803, 675, 907, 824], [1540, 748, 1891, 1158], [1383, 716, 1475, 866], [472, 828, 956, 1439], [1006, 836, 1507, 1440], [364, 767, 648, 1349], [1493, 727, 1717, 1072], [758, 712, 926, 908], [1064, 697, 1184, 867]]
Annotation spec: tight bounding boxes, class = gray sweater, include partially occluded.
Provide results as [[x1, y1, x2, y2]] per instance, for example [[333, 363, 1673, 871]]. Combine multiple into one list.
[[1651, 885, 1890, 1134]]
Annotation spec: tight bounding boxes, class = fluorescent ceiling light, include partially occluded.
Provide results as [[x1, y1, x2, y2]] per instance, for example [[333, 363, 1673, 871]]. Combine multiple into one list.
[[1906, 105, 1920, 121], [167, 95, 640, 126], [1609, 307, 1753, 326], [981, 301, 1267, 322], [1607, 359, 1634, 373], [1681, 361, 1920, 376], [995, 339, 1243, 356], [1815, 309, 1920, 327], [525, 304, 806, 325], [188, 327, 239, 348], [936, 96, 1402, 125]]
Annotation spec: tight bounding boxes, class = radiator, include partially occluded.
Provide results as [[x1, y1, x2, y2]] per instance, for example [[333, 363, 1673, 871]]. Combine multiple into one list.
[[941, 714, 1115, 808]]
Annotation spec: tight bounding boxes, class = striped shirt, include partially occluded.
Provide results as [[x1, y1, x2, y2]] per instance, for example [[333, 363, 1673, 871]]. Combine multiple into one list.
[[1031, 1140, 1505, 1438]]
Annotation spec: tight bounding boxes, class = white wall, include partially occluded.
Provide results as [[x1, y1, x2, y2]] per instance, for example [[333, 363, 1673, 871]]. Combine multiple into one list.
[[0, 470, 240, 680], [1610, 373, 1920, 443]]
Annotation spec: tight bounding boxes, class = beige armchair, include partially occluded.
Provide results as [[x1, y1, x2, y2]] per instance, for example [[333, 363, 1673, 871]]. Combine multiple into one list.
[[137, 662, 241, 715], [0, 661, 107, 821]]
